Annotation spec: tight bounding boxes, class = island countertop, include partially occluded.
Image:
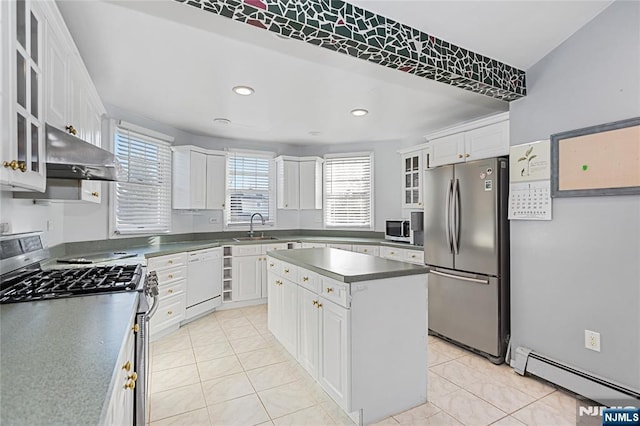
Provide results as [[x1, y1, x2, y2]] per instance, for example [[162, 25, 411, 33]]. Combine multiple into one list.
[[268, 247, 429, 283]]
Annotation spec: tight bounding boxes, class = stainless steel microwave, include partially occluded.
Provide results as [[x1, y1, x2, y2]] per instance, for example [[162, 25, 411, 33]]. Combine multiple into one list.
[[385, 219, 411, 242]]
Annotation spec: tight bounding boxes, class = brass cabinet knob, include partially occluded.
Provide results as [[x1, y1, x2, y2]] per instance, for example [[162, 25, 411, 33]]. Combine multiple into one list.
[[91, 191, 99, 197], [168, 274, 174, 279], [458, 154, 463, 159], [167, 310, 173, 315], [411, 254, 417, 258], [124, 380, 135, 390], [168, 289, 173, 294], [168, 260, 173, 265], [65, 125, 78, 135], [419, 202, 422, 206], [390, 251, 395, 255], [312, 300, 318, 306], [326, 287, 334, 293], [128, 372, 138, 381], [284, 269, 289, 274], [363, 249, 368, 253], [2, 160, 26, 172], [122, 361, 131, 372], [302, 277, 309, 282], [465, 153, 470, 158], [317, 302, 323, 308], [132, 324, 140, 333], [269, 263, 274, 267]]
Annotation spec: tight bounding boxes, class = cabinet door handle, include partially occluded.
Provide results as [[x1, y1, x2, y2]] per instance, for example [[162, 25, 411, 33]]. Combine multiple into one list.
[[122, 361, 131, 372], [91, 191, 99, 197], [65, 125, 78, 135], [124, 380, 135, 390], [465, 153, 470, 158], [128, 372, 138, 381], [168, 289, 173, 294], [458, 154, 463, 159], [270, 263, 274, 267], [317, 302, 323, 308], [131, 324, 140, 333], [302, 276, 309, 282], [168, 274, 174, 279], [284, 269, 289, 273], [390, 251, 395, 255], [312, 300, 318, 306], [167, 310, 173, 315], [326, 287, 333, 293], [168, 260, 173, 265]]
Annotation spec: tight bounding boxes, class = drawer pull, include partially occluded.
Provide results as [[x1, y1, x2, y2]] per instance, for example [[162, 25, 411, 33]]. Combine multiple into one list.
[[132, 324, 140, 333], [128, 372, 138, 381], [168, 274, 174, 279], [326, 287, 334, 293], [275, 280, 282, 286], [390, 251, 395, 255], [312, 300, 318, 306], [122, 361, 131, 372], [168, 260, 173, 265], [411, 254, 417, 258], [269, 263, 274, 267], [168, 289, 173, 294], [302, 277, 309, 282], [317, 302, 323, 308], [124, 380, 135, 390], [284, 269, 289, 273], [363, 249, 368, 253], [167, 310, 173, 315]]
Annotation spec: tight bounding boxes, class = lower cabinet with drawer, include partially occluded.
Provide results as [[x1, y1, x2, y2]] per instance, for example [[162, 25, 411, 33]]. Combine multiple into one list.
[[147, 252, 187, 338], [103, 312, 136, 426], [268, 255, 427, 424]]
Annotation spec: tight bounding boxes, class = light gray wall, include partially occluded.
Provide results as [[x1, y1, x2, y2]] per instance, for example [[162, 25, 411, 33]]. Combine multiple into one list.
[[509, 0, 640, 389]]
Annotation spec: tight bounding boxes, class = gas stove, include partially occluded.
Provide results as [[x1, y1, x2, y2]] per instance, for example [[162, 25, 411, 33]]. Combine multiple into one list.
[[0, 264, 143, 304], [0, 232, 145, 304]]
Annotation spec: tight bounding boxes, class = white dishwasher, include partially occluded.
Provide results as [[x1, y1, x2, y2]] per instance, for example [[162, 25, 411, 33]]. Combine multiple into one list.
[[186, 247, 222, 320]]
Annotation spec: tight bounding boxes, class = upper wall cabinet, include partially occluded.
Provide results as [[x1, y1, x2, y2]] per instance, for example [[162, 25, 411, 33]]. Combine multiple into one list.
[[172, 145, 226, 210], [425, 113, 509, 168], [44, 2, 105, 147], [276, 156, 322, 210], [400, 151, 423, 209], [1, 0, 46, 192]]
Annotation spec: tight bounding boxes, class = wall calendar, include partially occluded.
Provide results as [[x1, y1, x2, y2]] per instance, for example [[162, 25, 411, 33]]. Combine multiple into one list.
[[508, 140, 553, 220]]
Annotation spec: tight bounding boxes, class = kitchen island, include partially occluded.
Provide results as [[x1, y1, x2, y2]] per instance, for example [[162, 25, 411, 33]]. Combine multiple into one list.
[[267, 248, 429, 424]]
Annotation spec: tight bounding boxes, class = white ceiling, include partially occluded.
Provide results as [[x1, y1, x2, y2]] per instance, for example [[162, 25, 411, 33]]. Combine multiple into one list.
[[57, 0, 612, 146]]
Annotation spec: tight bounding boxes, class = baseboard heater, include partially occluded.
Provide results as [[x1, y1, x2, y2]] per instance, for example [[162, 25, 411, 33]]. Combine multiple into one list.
[[511, 347, 640, 405]]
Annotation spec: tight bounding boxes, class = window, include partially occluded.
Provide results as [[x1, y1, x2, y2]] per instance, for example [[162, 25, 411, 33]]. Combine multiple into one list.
[[226, 151, 275, 226], [112, 124, 172, 235], [324, 153, 373, 228]]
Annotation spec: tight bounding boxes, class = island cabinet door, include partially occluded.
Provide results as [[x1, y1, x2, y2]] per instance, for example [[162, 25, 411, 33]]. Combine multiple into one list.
[[298, 286, 320, 379], [267, 273, 282, 339], [280, 278, 299, 358], [318, 298, 351, 410]]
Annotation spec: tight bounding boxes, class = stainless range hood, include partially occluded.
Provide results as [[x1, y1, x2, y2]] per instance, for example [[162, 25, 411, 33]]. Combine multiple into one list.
[[46, 124, 121, 181]]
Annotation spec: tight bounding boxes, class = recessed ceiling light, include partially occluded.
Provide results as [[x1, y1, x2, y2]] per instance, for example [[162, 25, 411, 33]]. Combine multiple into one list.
[[232, 86, 255, 96], [213, 118, 231, 125], [350, 108, 368, 117]]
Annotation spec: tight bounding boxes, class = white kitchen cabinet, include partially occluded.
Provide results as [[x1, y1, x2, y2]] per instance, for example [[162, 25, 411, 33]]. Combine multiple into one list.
[[427, 115, 509, 168], [173, 145, 226, 210], [379, 246, 403, 261], [318, 297, 350, 409], [1, 0, 46, 192], [404, 249, 424, 265], [205, 153, 226, 210], [299, 158, 322, 210], [103, 313, 136, 426], [267, 273, 298, 357], [401, 151, 423, 208], [43, 1, 105, 147], [147, 252, 187, 338], [351, 244, 379, 256], [298, 286, 320, 379], [232, 255, 262, 301], [276, 157, 300, 209], [276, 156, 323, 210]]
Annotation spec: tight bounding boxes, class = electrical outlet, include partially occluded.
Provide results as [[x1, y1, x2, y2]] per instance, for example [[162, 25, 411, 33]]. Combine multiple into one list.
[[0, 222, 11, 234], [585, 330, 601, 352], [208, 217, 219, 224]]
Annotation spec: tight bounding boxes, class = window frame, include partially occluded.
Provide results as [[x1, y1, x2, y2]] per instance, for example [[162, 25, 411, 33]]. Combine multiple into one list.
[[323, 152, 374, 230], [224, 149, 277, 229], [108, 120, 174, 238]]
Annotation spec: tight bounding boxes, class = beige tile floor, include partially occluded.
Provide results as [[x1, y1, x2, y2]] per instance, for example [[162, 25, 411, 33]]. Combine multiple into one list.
[[149, 305, 580, 426]]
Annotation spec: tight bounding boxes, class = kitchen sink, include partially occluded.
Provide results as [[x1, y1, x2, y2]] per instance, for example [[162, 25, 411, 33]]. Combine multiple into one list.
[[232, 236, 279, 242]]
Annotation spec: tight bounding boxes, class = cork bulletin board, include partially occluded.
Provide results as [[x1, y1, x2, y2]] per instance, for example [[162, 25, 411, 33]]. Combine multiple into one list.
[[551, 117, 640, 197]]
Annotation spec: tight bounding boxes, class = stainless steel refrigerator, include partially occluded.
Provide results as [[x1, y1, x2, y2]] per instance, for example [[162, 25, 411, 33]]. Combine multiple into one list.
[[424, 157, 510, 363]]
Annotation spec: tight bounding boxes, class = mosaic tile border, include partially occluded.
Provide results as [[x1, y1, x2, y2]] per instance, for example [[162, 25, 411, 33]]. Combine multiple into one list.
[[175, 0, 526, 101]]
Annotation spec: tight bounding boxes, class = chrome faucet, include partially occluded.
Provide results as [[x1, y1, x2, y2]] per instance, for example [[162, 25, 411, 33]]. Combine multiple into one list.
[[249, 212, 265, 237]]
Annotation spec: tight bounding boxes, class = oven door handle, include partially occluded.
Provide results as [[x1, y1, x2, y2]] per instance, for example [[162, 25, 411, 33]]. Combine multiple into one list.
[[146, 293, 160, 319]]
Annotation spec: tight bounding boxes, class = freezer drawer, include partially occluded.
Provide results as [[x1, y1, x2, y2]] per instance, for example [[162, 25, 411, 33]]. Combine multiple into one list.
[[428, 268, 501, 358]]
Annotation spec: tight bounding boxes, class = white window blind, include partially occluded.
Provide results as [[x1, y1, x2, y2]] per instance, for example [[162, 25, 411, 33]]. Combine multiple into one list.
[[113, 127, 172, 234], [324, 154, 373, 228], [226, 151, 275, 225]]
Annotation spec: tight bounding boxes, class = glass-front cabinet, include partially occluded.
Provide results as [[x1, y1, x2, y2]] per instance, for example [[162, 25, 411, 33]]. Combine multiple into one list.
[[1, 0, 46, 192], [401, 151, 422, 208]]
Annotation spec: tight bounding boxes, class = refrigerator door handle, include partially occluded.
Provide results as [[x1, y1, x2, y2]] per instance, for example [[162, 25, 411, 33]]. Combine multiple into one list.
[[452, 178, 460, 255], [446, 179, 454, 253], [430, 270, 490, 285]]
